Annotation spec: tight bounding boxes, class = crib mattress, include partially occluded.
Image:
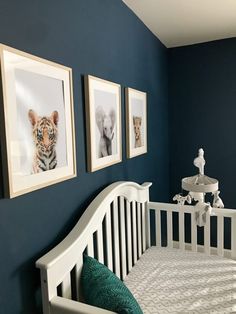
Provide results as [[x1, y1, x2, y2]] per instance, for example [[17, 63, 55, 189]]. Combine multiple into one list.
[[124, 247, 236, 314]]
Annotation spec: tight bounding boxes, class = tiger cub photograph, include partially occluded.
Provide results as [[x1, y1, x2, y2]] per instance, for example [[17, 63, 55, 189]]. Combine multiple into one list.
[[28, 109, 59, 173]]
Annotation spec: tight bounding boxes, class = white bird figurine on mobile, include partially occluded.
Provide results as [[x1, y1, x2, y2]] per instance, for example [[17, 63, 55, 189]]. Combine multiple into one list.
[[194, 148, 205, 175], [212, 191, 224, 208]]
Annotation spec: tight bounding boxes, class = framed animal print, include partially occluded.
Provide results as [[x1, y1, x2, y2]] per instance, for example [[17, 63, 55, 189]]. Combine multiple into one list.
[[85, 75, 122, 172], [0, 44, 76, 198], [126, 87, 147, 158]]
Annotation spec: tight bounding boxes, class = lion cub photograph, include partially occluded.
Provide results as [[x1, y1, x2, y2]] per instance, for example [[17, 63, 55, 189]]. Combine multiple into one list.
[[133, 116, 142, 148]]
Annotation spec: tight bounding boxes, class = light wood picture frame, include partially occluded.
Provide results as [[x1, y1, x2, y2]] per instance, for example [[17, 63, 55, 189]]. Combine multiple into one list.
[[0, 44, 77, 198], [85, 75, 122, 172], [126, 87, 147, 158]]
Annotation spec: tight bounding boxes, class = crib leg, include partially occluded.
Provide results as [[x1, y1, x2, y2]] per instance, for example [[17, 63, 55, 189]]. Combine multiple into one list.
[[40, 269, 56, 314]]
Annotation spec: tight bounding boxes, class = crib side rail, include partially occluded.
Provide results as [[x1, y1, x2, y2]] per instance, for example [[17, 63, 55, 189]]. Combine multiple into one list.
[[50, 296, 115, 314], [147, 201, 236, 260]]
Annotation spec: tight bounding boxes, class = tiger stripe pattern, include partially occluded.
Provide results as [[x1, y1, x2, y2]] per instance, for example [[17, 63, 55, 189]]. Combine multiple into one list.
[[28, 109, 59, 173]]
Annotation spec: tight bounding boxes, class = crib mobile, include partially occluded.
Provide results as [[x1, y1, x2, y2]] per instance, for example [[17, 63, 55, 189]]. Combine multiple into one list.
[[173, 148, 224, 227]]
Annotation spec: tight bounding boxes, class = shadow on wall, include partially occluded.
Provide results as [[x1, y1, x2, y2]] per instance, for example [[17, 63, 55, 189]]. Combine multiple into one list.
[[17, 258, 42, 314], [0, 77, 5, 199], [0, 144, 4, 200], [81, 74, 87, 170]]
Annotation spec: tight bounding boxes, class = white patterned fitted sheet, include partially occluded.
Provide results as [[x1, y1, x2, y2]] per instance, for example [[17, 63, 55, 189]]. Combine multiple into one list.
[[124, 247, 236, 314]]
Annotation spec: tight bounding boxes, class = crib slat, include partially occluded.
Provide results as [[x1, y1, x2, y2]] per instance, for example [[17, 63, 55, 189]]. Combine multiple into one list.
[[132, 201, 138, 264], [141, 203, 146, 252], [126, 201, 132, 272], [97, 225, 104, 264], [191, 212, 197, 252], [105, 209, 113, 271], [204, 212, 211, 255], [120, 197, 127, 279], [217, 215, 224, 257], [61, 273, 72, 299], [167, 211, 173, 248], [112, 198, 120, 278], [155, 209, 161, 247], [75, 255, 83, 301], [179, 211, 185, 250], [137, 203, 142, 258], [231, 216, 236, 260], [146, 207, 151, 249], [87, 235, 94, 258]]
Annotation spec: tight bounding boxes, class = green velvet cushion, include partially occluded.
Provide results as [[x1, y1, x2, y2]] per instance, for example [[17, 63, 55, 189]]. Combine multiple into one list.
[[81, 255, 143, 314]]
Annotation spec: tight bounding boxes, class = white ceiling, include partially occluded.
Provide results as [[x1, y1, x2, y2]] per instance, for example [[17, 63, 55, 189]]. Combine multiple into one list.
[[122, 0, 236, 48]]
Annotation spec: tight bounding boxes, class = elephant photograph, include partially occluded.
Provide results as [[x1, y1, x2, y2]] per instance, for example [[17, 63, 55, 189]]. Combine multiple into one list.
[[85, 75, 122, 172]]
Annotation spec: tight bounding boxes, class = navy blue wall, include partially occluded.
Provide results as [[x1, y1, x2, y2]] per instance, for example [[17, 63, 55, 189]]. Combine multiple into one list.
[[0, 1, 169, 313], [169, 38, 236, 247]]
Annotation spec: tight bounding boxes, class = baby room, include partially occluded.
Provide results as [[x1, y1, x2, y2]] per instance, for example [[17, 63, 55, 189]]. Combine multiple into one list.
[[0, 1, 235, 313]]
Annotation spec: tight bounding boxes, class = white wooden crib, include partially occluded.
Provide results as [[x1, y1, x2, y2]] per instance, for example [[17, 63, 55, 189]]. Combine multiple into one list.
[[36, 181, 236, 314]]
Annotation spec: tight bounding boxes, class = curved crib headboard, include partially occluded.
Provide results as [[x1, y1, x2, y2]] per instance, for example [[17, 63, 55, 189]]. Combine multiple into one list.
[[36, 181, 152, 314]]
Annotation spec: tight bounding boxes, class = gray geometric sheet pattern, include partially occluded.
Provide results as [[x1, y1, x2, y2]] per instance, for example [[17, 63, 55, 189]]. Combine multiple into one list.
[[124, 247, 236, 314]]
